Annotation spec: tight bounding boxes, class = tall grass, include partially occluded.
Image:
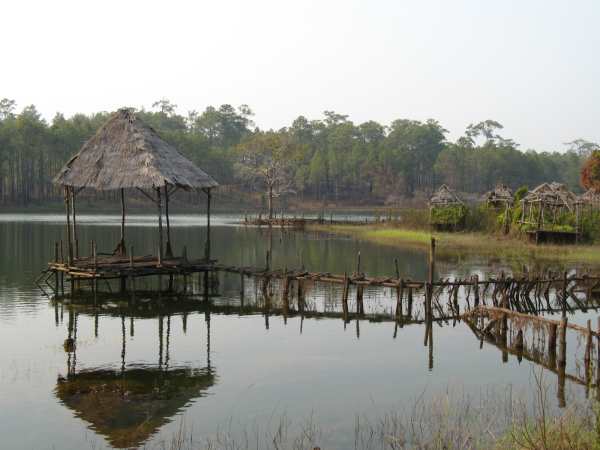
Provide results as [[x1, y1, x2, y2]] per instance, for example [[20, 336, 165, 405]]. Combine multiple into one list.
[[141, 370, 599, 450]]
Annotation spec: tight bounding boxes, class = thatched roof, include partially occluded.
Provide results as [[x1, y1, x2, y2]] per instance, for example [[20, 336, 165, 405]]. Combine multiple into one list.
[[579, 188, 600, 205], [53, 108, 219, 191], [523, 182, 578, 210], [430, 184, 463, 206], [483, 184, 513, 203]]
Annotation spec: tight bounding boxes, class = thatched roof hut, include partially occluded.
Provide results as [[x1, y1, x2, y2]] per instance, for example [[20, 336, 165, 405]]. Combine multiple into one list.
[[429, 184, 463, 206], [483, 184, 513, 206], [53, 108, 218, 262], [579, 188, 600, 207], [54, 108, 218, 190], [523, 182, 578, 211]]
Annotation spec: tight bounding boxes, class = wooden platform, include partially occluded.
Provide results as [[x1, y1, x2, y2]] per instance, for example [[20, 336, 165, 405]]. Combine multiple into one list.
[[526, 230, 578, 244], [48, 254, 216, 280]]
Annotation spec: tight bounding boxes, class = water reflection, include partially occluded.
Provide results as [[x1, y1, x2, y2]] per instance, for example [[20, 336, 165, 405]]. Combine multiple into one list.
[[55, 302, 215, 449]]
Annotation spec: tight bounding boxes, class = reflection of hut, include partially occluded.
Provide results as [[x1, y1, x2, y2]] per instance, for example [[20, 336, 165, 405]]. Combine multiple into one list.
[[57, 304, 216, 448], [483, 184, 513, 208], [429, 185, 465, 231], [519, 182, 581, 243], [56, 367, 215, 449]]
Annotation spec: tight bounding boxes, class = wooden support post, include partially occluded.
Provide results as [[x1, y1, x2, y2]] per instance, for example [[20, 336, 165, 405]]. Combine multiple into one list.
[[557, 317, 567, 408], [562, 272, 568, 318], [129, 246, 135, 305], [428, 320, 433, 371], [164, 183, 173, 258], [473, 274, 480, 307], [548, 322, 557, 368], [282, 272, 290, 319], [70, 187, 78, 258], [407, 287, 414, 319], [54, 242, 59, 295], [356, 284, 364, 315], [64, 186, 73, 265], [342, 272, 350, 320], [204, 188, 212, 261], [92, 240, 97, 305], [395, 279, 404, 320], [501, 313, 508, 363], [585, 319, 592, 384], [297, 279, 304, 313], [119, 188, 126, 256], [59, 239, 65, 295], [427, 238, 436, 321], [156, 187, 164, 262], [119, 193, 127, 291]]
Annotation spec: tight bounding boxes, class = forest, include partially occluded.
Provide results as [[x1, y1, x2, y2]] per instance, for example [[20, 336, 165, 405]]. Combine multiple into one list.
[[0, 97, 596, 207]]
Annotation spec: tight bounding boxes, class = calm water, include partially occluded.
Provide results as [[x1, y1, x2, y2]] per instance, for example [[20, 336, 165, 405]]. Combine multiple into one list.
[[0, 213, 597, 449]]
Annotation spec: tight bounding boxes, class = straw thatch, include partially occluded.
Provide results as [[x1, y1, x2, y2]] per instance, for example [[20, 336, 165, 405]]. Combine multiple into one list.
[[483, 184, 513, 204], [523, 182, 578, 211], [430, 184, 463, 206], [53, 108, 218, 190], [579, 188, 600, 206]]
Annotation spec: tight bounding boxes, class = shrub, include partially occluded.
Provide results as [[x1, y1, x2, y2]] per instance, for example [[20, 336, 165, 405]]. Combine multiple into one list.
[[430, 205, 467, 226]]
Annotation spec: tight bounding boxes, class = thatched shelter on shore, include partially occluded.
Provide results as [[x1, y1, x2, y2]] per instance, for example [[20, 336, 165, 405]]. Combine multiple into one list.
[[579, 188, 600, 209], [519, 182, 581, 243], [483, 184, 513, 208], [53, 108, 218, 263], [430, 184, 463, 207], [522, 182, 578, 212], [429, 185, 465, 230]]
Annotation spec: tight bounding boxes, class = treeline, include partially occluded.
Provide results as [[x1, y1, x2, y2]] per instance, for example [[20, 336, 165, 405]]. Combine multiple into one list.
[[0, 98, 595, 206]]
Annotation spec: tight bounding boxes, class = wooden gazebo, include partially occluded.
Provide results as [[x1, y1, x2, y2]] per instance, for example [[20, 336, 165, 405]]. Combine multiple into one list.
[[49, 108, 219, 296]]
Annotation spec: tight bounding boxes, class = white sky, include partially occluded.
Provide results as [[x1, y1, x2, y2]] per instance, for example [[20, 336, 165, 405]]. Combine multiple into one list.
[[2, 0, 599, 150]]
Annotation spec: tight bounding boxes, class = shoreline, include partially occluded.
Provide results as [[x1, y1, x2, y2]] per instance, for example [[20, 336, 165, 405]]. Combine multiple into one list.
[[308, 223, 600, 265]]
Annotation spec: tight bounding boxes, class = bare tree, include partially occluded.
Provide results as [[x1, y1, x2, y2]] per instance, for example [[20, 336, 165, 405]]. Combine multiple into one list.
[[235, 132, 297, 219]]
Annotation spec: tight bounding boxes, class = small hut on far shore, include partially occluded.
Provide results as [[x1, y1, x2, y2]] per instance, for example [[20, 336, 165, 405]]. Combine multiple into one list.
[[579, 188, 600, 210], [483, 184, 513, 208], [519, 182, 581, 243], [429, 184, 466, 231]]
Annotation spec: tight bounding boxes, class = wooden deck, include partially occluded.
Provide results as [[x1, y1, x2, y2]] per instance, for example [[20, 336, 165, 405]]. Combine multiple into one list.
[[48, 254, 216, 279]]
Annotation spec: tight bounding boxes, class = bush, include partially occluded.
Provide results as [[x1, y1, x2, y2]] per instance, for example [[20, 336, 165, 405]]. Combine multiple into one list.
[[430, 205, 467, 226]]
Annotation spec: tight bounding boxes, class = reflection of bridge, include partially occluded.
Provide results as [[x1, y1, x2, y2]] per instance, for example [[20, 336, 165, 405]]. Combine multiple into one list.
[[57, 306, 215, 449], [464, 306, 600, 407]]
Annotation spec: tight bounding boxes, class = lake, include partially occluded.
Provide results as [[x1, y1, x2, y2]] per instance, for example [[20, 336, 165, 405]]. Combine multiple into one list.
[[0, 214, 597, 449]]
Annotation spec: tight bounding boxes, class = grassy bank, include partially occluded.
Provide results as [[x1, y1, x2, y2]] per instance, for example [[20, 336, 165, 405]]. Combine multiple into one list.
[[309, 223, 600, 265], [141, 374, 600, 450]]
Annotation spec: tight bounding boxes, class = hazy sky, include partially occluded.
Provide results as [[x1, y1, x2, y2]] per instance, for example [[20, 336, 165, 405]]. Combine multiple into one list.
[[2, 0, 599, 150]]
